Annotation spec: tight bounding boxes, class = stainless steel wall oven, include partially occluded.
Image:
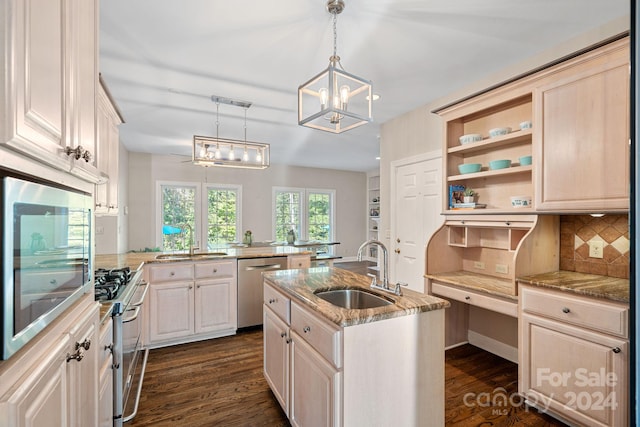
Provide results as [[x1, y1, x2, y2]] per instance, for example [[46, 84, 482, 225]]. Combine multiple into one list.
[[1, 175, 92, 360]]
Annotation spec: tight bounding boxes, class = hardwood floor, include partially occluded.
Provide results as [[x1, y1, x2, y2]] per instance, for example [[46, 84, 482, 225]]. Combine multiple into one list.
[[129, 263, 566, 426], [129, 330, 565, 427]]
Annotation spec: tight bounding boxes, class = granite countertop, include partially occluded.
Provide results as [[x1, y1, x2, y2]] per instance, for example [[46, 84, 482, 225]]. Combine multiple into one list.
[[95, 246, 313, 270], [424, 271, 518, 301], [517, 270, 630, 303], [264, 267, 449, 328]]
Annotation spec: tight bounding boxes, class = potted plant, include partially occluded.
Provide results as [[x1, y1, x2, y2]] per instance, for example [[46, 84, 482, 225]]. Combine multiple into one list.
[[463, 188, 476, 203]]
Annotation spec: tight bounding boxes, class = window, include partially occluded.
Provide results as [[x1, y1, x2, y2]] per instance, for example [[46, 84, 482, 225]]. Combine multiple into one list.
[[205, 185, 241, 247], [158, 182, 241, 251], [273, 187, 334, 243]]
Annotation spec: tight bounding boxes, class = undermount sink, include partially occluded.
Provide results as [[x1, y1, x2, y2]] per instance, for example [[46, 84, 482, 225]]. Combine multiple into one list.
[[155, 252, 227, 260], [314, 288, 393, 310]]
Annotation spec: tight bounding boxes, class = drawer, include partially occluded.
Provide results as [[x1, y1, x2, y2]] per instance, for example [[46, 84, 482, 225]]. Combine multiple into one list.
[[264, 283, 291, 324], [148, 263, 193, 282], [520, 285, 628, 338], [431, 282, 517, 317], [291, 301, 341, 368], [287, 255, 311, 269], [98, 317, 113, 370], [194, 260, 236, 279]]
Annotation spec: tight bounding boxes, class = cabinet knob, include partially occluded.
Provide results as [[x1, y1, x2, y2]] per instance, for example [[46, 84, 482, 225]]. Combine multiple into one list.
[[298, 263, 302, 267], [395, 249, 400, 254], [197, 285, 201, 288], [285, 338, 292, 344], [396, 238, 401, 243], [612, 347, 621, 354], [280, 332, 286, 338], [50, 279, 57, 285], [189, 286, 193, 289], [562, 307, 570, 314], [82, 150, 92, 162], [66, 350, 85, 363], [303, 326, 311, 333], [170, 271, 175, 276], [505, 222, 511, 226], [77, 339, 91, 351], [213, 268, 218, 273], [269, 298, 277, 304], [465, 296, 471, 301]]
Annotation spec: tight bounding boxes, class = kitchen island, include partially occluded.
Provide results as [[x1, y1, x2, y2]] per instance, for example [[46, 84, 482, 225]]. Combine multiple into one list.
[[263, 267, 449, 427]]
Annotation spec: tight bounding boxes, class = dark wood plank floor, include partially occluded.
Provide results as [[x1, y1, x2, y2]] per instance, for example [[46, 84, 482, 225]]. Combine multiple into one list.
[[129, 262, 567, 426]]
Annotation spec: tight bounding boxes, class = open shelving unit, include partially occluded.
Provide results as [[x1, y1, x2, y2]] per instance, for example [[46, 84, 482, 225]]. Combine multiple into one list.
[[366, 172, 381, 271]]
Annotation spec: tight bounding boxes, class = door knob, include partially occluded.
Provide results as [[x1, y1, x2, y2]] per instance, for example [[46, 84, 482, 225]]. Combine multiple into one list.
[[395, 248, 400, 254]]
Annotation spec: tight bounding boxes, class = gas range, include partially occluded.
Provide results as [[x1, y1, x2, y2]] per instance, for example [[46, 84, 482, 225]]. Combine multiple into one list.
[[94, 267, 132, 301]]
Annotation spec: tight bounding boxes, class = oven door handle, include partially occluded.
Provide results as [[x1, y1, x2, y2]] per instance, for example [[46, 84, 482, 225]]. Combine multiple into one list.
[[122, 306, 141, 323], [244, 264, 282, 271], [131, 281, 149, 307]]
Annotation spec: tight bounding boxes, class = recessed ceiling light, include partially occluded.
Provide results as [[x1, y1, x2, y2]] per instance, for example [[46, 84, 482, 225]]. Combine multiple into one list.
[[375, 156, 381, 160]]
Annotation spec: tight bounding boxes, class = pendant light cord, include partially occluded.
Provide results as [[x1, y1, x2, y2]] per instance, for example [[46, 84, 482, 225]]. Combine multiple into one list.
[[331, 5, 345, 70]]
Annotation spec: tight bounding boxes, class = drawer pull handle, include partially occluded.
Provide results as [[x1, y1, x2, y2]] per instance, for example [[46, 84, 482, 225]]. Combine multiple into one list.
[[612, 347, 621, 354], [170, 272, 175, 276], [269, 298, 277, 304], [562, 307, 570, 314], [280, 332, 286, 338], [213, 268, 217, 273], [285, 338, 292, 344], [303, 326, 311, 333], [464, 296, 471, 301]]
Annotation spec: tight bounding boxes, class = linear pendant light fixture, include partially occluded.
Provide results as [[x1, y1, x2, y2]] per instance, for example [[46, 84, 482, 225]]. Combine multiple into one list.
[[192, 95, 270, 169], [298, 0, 373, 134]]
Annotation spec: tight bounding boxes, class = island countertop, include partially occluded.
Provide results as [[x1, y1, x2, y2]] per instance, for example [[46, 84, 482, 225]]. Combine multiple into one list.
[[517, 270, 629, 304], [263, 267, 449, 327]]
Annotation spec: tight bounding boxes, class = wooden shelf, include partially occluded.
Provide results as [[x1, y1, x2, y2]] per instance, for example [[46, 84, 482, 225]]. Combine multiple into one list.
[[444, 208, 535, 215], [448, 129, 532, 154], [448, 165, 532, 182]]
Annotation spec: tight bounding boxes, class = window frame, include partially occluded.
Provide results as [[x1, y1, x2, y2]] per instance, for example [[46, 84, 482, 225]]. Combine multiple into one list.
[[272, 187, 335, 243], [202, 183, 242, 248]]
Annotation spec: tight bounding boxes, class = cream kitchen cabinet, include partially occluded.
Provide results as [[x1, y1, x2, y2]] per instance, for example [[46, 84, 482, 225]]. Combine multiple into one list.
[[534, 37, 629, 212], [519, 284, 628, 426], [263, 280, 444, 426], [96, 78, 123, 214], [287, 254, 311, 269], [146, 260, 237, 347], [1, 0, 101, 183], [98, 318, 114, 427], [0, 301, 100, 426]]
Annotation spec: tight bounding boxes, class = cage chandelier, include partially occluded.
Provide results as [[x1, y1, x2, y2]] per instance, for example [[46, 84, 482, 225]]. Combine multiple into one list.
[[193, 95, 270, 169], [297, 0, 373, 134]]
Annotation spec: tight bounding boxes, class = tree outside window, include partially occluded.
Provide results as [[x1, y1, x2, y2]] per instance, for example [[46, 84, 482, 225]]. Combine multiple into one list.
[[161, 185, 196, 251], [273, 187, 334, 244], [274, 190, 302, 242], [207, 186, 240, 246]]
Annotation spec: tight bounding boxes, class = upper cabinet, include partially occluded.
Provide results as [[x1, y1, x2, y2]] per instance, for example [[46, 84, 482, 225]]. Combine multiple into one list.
[[96, 78, 123, 215], [534, 38, 630, 212], [436, 36, 629, 215], [1, 0, 101, 183]]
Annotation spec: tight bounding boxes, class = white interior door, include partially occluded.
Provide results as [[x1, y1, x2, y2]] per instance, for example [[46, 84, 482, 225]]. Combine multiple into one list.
[[391, 154, 442, 292]]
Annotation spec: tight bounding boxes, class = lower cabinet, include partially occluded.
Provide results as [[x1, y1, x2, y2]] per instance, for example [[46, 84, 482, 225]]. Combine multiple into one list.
[[0, 301, 100, 426], [519, 284, 628, 426], [263, 280, 445, 427], [146, 260, 237, 347], [98, 317, 114, 427]]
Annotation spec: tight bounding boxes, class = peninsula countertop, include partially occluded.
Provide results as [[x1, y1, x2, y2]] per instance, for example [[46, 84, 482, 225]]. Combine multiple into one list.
[[95, 245, 314, 271], [263, 267, 449, 328]]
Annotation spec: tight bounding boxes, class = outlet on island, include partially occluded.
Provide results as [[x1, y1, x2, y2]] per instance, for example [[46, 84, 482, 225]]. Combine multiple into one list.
[[495, 264, 509, 274]]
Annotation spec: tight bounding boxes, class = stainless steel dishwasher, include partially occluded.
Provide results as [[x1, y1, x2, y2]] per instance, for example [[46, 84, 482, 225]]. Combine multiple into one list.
[[237, 257, 287, 328]]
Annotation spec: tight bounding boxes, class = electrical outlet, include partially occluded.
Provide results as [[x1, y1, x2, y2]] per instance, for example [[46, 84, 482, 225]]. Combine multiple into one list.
[[588, 240, 604, 259], [473, 261, 485, 270], [495, 264, 509, 274], [96, 226, 105, 235]]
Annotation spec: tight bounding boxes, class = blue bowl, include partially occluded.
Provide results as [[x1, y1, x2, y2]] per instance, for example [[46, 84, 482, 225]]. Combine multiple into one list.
[[458, 163, 482, 174], [489, 159, 512, 170], [519, 155, 532, 166]]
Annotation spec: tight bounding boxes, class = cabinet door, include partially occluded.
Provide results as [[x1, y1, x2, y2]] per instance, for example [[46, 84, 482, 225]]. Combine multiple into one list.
[[290, 332, 341, 427], [149, 281, 195, 343], [520, 314, 627, 426], [536, 41, 629, 211], [98, 364, 113, 427], [263, 307, 290, 414], [195, 278, 237, 334]]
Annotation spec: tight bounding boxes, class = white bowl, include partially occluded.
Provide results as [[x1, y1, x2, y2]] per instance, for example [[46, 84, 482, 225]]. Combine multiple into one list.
[[510, 195, 532, 208], [489, 127, 512, 138], [519, 121, 532, 130], [459, 133, 482, 145]]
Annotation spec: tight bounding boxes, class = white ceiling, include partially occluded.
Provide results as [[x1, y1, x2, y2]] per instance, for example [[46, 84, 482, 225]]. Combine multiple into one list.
[[100, 0, 629, 172]]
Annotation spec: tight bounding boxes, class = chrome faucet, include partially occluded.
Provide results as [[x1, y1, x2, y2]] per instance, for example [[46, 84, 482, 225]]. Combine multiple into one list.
[[181, 224, 199, 256], [357, 239, 407, 296]]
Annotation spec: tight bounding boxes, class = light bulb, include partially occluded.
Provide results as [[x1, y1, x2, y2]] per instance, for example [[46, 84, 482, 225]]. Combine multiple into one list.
[[229, 145, 235, 161], [256, 149, 262, 163], [340, 85, 350, 108], [199, 145, 206, 158], [243, 149, 249, 162], [319, 88, 328, 109], [215, 144, 221, 159]]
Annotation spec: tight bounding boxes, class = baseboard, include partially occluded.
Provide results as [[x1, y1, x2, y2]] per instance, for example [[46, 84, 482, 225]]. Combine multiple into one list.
[[444, 341, 469, 351], [467, 330, 518, 363]]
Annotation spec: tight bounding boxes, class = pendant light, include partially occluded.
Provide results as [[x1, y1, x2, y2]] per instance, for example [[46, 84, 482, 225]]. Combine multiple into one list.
[[192, 95, 270, 169], [298, 0, 373, 133]]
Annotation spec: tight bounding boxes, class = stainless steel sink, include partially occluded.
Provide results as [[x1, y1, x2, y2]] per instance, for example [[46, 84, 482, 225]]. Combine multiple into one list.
[[314, 288, 393, 309], [155, 252, 227, 260]]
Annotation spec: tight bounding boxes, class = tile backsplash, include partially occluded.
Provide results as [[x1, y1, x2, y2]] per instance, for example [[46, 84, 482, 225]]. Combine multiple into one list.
[[559, 214, 629, 279]]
